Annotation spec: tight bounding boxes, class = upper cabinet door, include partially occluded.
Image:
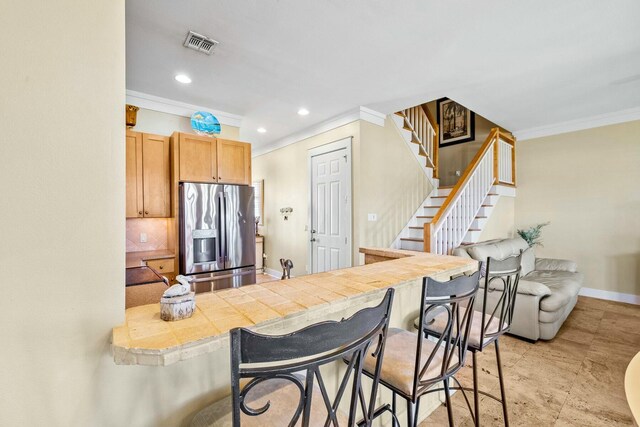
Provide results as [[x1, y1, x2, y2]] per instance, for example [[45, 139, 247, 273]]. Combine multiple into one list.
[[179, 133, 217, 183], [126, 131, 143, 218], [142, 134, 171, 217], [217, 139, 251, 185]]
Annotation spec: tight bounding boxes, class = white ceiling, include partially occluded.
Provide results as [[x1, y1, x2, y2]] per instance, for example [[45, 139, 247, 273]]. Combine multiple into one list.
[[126, 0, 640, 149]]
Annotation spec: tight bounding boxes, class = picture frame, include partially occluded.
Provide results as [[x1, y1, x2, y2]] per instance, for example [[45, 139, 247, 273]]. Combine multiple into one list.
[[437, 98, 475, 147]]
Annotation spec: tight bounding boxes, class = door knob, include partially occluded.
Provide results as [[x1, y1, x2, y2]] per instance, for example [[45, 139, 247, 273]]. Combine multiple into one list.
[[310, 238, 316, 242]]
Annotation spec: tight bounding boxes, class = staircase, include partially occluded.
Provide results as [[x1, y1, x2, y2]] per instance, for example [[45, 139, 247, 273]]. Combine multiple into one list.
[[391, 104, 517, 254]]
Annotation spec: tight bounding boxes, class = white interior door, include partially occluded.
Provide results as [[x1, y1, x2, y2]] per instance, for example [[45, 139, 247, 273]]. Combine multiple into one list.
[[310, 141, 351, 273]]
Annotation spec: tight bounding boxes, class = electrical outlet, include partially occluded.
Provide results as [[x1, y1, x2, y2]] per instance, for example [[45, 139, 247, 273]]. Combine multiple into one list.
[[368, 213, 377, 221], [140, 233, 148, 243]]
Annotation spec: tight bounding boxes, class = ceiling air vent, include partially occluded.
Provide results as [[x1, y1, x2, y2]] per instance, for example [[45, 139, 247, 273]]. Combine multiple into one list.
[[183, 31, 218, 55]]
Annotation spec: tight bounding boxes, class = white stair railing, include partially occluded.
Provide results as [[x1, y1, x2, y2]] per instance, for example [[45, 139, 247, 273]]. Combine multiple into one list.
[[496, 133, 516, 185], [425, 128, 516, 254], [397, 106, 439, 178]]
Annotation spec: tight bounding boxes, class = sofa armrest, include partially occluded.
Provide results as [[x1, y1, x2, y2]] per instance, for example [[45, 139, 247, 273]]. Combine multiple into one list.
[[485, 279, 551, 296], [535, 257, 577, 273]]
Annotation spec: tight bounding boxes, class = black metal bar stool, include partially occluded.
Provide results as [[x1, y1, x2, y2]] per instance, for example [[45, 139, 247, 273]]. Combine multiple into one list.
[[191, 288, 394, 427], [425, 254, 522, 426], [354, 271, 481, 427]]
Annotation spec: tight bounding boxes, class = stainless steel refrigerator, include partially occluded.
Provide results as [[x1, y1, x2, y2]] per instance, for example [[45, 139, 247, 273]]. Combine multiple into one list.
[[179, 182, 256, 292]]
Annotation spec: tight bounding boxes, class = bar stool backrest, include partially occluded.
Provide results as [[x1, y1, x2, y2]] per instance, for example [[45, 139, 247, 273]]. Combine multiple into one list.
[[413, 271, 480, 398], [479, 253, 522, 344], [230, 288, 395, 427]]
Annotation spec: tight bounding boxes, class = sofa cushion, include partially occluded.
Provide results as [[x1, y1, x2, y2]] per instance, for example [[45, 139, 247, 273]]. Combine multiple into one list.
[[452, 239, 502, 258], [535, 258, 577, 273], [467, 237, 529, 263], [521, 247, 536, 276], [524, 270, 584, 312]]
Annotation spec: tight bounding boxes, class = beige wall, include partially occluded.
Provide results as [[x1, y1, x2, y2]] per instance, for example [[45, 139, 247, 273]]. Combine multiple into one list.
[[0, 3, 251, 426], [479, 196, 516, 241], [252, 122, 361, 275], [515, 120, 640, 296], [358, 119, 434, 251], [252, 117, 432, 275], [133, 108, 240, 140]]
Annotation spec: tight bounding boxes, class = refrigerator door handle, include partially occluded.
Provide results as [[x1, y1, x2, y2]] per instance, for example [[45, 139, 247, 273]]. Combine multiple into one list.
[[223, 191, 230, 265], [217, 192, 225, 266]]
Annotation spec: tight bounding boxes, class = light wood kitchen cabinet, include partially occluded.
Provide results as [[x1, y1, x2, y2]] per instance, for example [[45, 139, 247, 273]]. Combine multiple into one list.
[[217, 139, 251, 185], [174, 132, 251, 185], [177, 132, 217, 183], [126, 131, 143, 218], [126, 130, 171, 218]]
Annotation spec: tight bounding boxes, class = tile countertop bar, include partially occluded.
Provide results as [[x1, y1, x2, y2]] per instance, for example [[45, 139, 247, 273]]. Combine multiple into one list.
[[112, 248, 477, 366], [126, 250, 175, 268]]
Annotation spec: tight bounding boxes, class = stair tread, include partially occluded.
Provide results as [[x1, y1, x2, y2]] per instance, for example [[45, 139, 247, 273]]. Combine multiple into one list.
[[424, 205, 441, 208], [409, 226, 426, 229], [416, 216, 434, 219], [481, 204, 494, 207], [468, 228, 481, 231], [400, 237, 424, 242], [432, 195, 448, 199]]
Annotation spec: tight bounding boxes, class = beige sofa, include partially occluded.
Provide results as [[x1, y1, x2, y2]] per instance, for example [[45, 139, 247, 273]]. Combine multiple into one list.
[[453, 237, 583, 341]]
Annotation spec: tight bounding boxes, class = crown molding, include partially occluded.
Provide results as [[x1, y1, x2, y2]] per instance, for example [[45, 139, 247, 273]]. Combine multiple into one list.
[[125, 90, 243, 128], [252, 106, 385, 157], [514, 106, 640, 141], [359, 106, 386, 127]]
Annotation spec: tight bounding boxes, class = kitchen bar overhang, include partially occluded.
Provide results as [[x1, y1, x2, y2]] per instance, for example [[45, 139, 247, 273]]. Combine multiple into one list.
[[112, 248, 477, 366]]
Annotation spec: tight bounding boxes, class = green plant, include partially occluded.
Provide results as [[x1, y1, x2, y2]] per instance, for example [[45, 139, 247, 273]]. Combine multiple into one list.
[[517, 222, 550, 247]]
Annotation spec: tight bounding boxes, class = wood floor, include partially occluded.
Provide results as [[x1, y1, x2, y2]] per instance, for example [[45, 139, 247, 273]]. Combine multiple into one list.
[[422, 296, 639, 426]]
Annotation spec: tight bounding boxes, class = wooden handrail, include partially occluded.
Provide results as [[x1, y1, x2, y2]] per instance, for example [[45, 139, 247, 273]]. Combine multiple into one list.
[[433, 123, 439, 179], [424, 127, 499, 251], [421, 104, 437, 130], [498, 130, 516, 145]]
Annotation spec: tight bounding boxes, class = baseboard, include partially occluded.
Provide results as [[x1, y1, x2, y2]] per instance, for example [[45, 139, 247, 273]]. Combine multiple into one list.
[[579, 287, 640, 305], [263, 268, 282, 279]]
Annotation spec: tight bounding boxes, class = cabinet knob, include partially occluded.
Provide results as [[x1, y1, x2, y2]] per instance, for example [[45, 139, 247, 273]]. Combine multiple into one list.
[[138, 211, 142, 215], [159, 266, 163, 270], [218, 176, 222, 180], [144, 211, 149, 215]]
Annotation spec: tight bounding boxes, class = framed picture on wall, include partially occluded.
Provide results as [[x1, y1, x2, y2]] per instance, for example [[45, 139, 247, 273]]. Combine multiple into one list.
[[437, 98, 475, 147]]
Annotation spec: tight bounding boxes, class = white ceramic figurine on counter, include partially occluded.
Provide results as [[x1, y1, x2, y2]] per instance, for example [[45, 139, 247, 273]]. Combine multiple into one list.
[[160, 275, 195, 321]]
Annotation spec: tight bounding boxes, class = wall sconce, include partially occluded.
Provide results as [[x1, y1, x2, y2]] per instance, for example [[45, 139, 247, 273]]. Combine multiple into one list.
[[280, 207, 293, 220]]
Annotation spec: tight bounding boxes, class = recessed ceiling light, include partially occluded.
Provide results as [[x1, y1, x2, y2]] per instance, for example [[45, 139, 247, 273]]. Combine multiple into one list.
[[257, 127, 267, 133], [175, 74, 192, 84], [297, 108, 309, 116]]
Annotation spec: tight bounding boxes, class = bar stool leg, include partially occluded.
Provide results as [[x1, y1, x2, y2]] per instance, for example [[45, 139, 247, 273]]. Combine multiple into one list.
[[392, 392, 398, 427], [472, 350, 480, 427], [406, 398, 415, 427], [495, 340, 510, 427], [443, 379, 454, 427]]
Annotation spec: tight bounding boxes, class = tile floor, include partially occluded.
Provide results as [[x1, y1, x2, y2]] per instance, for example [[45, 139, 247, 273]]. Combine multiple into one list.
[[421, 296, 639, 426]]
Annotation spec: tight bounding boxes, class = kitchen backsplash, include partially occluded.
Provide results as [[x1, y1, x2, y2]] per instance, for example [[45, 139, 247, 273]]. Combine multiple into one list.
[[126, 218, 169, 252]]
